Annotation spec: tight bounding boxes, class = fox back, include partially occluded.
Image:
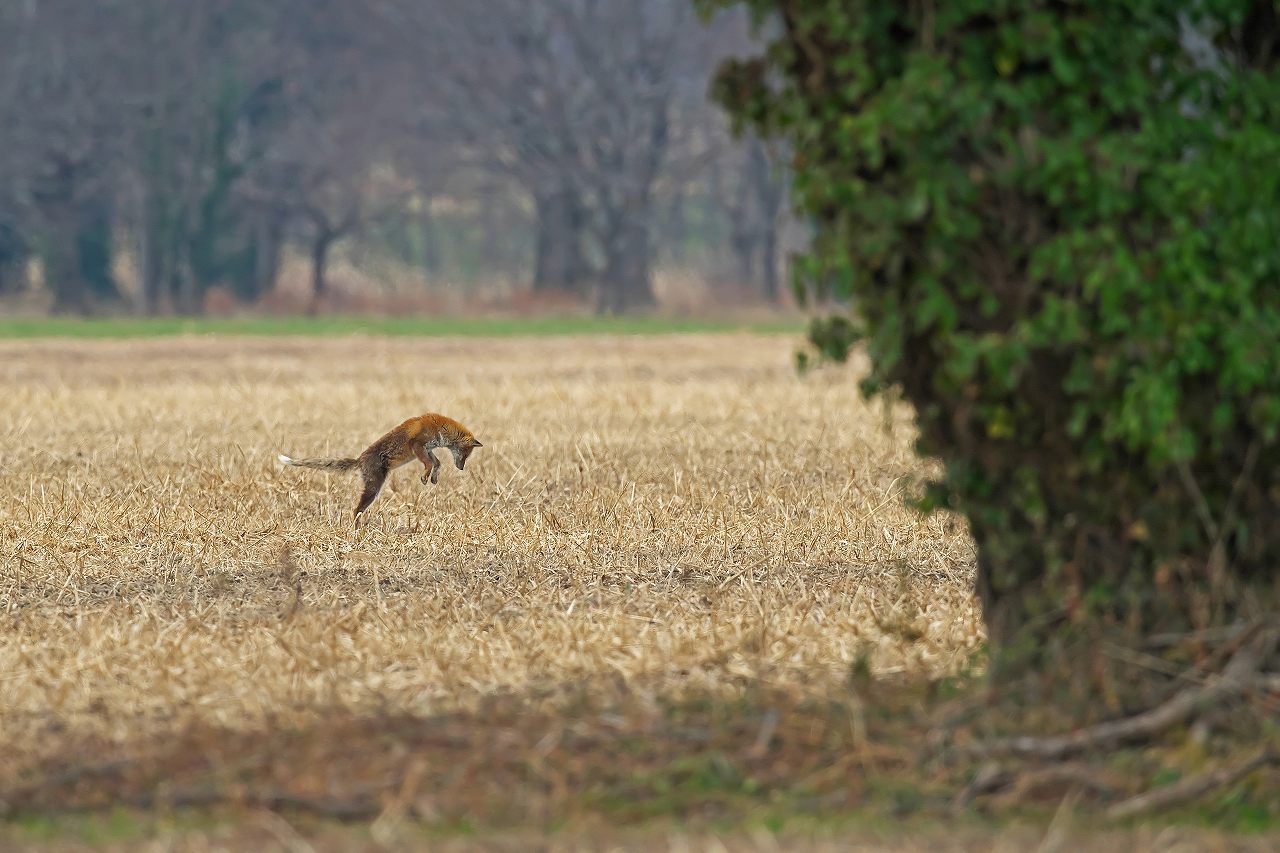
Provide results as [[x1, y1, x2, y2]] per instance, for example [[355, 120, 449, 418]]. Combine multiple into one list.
[[362, 413, 482, 471]]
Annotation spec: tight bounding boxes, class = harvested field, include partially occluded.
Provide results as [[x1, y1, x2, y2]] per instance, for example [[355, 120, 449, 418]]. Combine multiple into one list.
[[0, 333, 982, 832]]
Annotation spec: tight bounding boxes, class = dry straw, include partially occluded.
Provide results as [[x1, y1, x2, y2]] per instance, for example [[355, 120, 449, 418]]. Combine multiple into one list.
[[0, 334, 980, 773]]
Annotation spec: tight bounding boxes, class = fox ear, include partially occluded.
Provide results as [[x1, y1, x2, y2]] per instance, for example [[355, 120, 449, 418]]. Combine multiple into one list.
[[472, 439, 483, 448]]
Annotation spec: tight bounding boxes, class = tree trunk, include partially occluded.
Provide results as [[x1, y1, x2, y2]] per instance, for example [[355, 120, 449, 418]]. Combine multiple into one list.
[[598, 211, 655, 314], [533, 185, 589, 295], [170, 253, 201, 316], [164, 198, 201, 316], [729, 175, 756, 287], [45, 213, 86, 315], [748, 139, 786, 304], [962, 482, 1280, 717], [665, 190, 687, 263], [32, 156, 91, 314], [420, 201, 441, 278], [761, 220, 780, 304], [594, 95, 667, 313], [309, 228, 334, 316], [0, 224, 27, 296], [140, 202, 167, 316], [248, 209, 284, 302], [75, 196, 120, 304]]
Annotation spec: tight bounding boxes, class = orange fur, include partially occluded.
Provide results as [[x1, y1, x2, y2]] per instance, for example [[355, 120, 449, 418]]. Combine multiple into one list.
[[279, 413, 483, 520]]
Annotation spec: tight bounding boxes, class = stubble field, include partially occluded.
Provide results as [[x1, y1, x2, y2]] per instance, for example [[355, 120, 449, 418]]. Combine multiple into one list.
[[0, 332, 991, 843]]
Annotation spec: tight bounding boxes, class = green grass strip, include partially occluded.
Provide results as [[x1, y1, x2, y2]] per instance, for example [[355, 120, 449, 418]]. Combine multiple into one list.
[[0, 315, 803, 340]]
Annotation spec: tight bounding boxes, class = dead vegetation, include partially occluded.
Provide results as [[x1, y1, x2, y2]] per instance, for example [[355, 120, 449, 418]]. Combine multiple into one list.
[[0, 335, 978, 815]]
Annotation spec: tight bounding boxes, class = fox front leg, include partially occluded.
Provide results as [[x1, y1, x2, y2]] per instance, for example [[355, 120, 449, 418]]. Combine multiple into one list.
[[413, 443, 441, 485]]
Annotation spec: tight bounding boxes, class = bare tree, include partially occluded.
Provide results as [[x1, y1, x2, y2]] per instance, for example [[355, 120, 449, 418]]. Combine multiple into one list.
[[0, 1, 130, 312], [369, 0, 727, 312], [364, 1, 587, 294], [728, 136, 788, 302], [0, 0, 789, 316], [555, 0, 685, 312], [240, 0, 411, 314], [112, 0, 299, 314]]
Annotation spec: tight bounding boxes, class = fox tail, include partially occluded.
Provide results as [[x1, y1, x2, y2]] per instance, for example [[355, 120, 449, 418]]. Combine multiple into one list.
[[277, 454, 360, 472]]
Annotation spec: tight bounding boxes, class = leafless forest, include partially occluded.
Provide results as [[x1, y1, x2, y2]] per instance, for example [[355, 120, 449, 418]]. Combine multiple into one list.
[[0, 1, 792, 316]]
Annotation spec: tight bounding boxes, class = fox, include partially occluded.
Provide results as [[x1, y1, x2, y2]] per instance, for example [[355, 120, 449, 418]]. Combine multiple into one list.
[[278, 413, 483, 519]]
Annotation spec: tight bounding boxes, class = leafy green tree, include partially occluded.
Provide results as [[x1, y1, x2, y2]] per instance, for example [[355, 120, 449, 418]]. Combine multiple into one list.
[[703, 0, 1280, 707]]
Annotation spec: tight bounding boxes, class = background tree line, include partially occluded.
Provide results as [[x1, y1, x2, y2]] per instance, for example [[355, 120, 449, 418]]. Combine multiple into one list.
[[0, 0, 791, 315]]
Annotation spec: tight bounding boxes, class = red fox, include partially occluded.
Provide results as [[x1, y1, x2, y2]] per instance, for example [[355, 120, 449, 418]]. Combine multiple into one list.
[[279, 413, 483, 519]]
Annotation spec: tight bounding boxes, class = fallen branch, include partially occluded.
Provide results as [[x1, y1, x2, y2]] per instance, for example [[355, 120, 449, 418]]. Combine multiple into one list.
[[20, 786, 385, 822], [1105, 748, 1277, 821], [220, 789, 383, 820], [995, 762, 1118, 806], [1143, 624, 1249, 651], [972, 626, 1275, 761], [954, 761, 1119, 812], [14, 759, 134, 795]]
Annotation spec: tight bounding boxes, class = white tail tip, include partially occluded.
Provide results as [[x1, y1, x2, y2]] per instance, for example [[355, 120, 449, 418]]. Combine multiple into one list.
[[277, 454, 293, 465]]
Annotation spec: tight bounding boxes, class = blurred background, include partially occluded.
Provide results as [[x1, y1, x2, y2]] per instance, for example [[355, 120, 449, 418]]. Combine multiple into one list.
[[0, 0, 804, 319]]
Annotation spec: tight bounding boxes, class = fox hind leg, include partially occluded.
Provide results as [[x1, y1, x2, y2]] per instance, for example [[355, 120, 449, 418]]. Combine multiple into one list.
[[354, 460, 389, 520]]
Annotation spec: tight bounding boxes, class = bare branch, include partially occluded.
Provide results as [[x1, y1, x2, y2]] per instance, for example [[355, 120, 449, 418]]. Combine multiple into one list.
[[972, 624, 1277, 760], [1106, 748, 1277, 821]]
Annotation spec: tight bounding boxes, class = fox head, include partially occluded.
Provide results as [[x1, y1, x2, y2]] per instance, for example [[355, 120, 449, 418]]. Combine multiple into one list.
[[450, 434, 483, 471]]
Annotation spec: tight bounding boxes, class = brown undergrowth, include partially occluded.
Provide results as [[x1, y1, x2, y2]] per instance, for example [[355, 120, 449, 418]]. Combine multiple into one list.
[[4, 675, 1277, 841], [3, 683, 904, 823]]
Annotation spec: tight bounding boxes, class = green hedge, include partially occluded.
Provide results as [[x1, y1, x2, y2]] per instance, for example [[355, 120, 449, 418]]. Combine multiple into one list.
[[705, 0, 1280, 699]]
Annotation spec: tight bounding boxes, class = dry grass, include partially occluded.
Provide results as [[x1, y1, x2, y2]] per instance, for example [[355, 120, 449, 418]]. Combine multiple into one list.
[[0, 333, 982, 832]]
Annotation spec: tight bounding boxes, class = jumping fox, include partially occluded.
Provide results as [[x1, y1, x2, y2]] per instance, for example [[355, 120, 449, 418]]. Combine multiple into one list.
[[278, 413, 483, 519]]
